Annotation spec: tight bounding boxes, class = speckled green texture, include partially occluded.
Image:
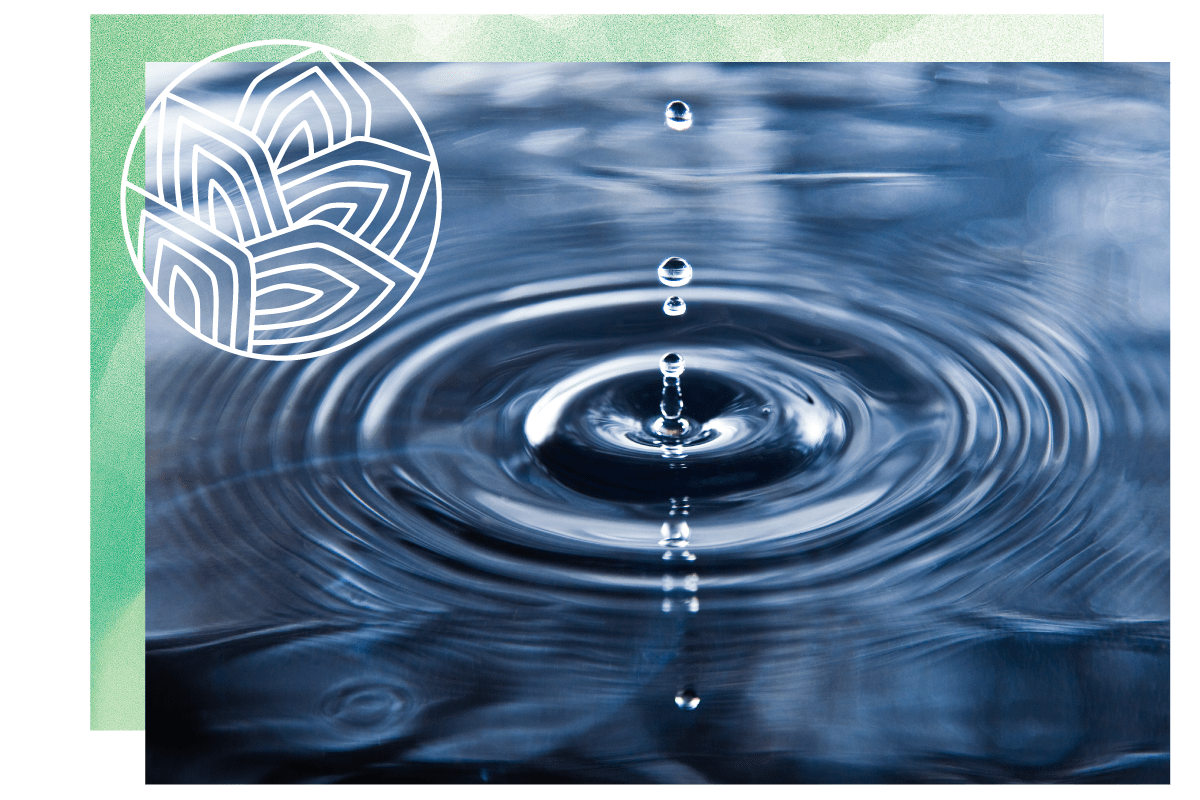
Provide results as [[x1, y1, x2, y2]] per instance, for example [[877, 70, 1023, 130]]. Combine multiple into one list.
[[89, 305, 143, 730], [90, 13, 1103, 730], [93, 590, 145, 730], [865, 15, 1102, 61]]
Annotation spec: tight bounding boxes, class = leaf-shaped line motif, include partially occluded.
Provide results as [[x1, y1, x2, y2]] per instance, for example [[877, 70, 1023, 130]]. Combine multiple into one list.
[[126, 46, 439, 359]]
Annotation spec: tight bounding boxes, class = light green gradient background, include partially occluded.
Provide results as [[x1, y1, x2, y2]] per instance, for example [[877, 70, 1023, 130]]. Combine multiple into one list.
[[90, 13, 1103, 730]]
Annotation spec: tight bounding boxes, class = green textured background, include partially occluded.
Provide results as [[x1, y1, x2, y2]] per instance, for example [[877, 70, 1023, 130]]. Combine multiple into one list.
[[90, 13, 1103, 730]]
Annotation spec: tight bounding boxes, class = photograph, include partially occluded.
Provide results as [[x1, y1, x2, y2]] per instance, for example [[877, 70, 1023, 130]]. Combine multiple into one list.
[[126, 51, 1169, 782]]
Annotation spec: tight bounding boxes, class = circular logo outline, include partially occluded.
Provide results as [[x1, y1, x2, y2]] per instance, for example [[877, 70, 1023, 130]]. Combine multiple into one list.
[[121, 39, 442, 361]]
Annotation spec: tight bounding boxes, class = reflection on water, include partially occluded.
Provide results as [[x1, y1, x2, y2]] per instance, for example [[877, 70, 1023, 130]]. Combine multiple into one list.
[[145, 62, 1168, 783]]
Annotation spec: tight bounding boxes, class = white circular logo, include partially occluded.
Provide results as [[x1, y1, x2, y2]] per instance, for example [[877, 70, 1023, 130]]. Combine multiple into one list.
[[121, 40, 441, 360]]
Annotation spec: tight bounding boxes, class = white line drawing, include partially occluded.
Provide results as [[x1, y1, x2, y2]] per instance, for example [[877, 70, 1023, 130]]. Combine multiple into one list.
[[121, 40, 442, 360]]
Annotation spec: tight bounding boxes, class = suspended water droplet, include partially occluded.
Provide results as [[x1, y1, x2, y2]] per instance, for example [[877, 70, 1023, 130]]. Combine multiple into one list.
[[665, 99, 693, 131], [660, 352, 685, 377], [663, 296, 687, 316], [761, 406, 773, 416], [658, 257, 693, 288], [675, 687, 700, 709]]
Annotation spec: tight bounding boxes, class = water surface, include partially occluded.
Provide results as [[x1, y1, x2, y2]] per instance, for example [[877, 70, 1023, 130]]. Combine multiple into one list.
[[145, 62, 1169, 783]]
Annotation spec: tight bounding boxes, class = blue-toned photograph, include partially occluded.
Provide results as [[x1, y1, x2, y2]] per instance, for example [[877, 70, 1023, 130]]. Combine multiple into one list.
[[141, 59, 1168, 783]]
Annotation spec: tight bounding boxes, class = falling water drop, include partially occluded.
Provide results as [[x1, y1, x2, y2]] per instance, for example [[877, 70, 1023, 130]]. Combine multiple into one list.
[[657, 257, 693, 288], [660, 352, 685, 377], [663, 296, 687, 316], [675, 688, 701, 710], [665, 99, 693, 131]]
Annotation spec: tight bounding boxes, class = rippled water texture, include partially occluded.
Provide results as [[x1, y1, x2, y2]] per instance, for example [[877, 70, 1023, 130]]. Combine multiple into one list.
[[145, 63, 1169, 783]]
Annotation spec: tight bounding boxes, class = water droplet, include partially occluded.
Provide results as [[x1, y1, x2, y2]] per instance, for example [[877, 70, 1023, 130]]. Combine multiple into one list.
[[662, 598, 673, 612], [665, 100, 693, 131], [660, 352, 685, 377], [675, 688, 700, 709], [687, 597, 700, 613], [658, 257, 693, 288], [761, 406, 773, 416], [663, 296, 687, 316]]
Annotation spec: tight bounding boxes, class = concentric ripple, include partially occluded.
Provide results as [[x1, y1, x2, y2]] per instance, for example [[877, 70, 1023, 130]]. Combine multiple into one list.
[[524, 350, 843, 500], [136, 267, 1142, 614]]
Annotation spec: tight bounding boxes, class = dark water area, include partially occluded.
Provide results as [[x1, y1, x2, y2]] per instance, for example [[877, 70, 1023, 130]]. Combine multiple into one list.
[[144, 62, 1169, 783]]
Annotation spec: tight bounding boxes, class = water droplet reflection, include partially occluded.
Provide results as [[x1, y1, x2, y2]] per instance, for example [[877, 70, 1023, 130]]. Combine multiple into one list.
[[659, 518, 690, 544], [675, 687, 701, 710], [661, 511, 695, 561], [665, 99, 693, 131]]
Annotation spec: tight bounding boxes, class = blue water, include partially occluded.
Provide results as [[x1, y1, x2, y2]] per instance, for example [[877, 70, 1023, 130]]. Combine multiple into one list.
[[144, 62, 1169, 783]]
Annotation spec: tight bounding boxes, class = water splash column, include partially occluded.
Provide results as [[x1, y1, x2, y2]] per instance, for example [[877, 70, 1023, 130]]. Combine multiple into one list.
[[653, 257, 694, 450]]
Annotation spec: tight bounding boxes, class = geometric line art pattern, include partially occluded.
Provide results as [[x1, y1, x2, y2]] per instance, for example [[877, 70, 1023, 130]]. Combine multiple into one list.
[[121, 40, 441, 360]]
